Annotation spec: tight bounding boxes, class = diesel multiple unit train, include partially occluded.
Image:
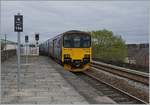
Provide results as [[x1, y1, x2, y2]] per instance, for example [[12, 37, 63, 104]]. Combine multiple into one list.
[[39, 30, 92, 72]]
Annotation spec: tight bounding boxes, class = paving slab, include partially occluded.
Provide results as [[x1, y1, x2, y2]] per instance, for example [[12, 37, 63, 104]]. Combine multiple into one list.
[[1, 56, 88, 104]]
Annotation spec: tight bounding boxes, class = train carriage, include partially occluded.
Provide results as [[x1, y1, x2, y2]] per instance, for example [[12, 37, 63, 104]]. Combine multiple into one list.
[[40, 30, 92, 72]]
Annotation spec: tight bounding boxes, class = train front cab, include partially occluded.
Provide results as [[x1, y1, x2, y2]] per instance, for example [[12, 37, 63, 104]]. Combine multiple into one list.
[[61, 33, 92, 72]]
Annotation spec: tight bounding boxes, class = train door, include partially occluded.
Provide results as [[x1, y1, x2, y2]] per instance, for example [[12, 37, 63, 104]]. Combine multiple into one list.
[[59, 37, 62, 63], [57, 38, 61, 61], [47, 40, 50, 56], [49, 40, 53, 57], [53, 39, 57, 58]]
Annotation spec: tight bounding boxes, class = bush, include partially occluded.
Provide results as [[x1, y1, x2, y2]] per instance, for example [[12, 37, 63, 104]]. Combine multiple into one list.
[[90, 29, 127, 62]]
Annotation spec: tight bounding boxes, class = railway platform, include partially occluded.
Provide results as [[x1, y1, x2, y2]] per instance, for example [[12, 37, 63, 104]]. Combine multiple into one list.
[[1, 56, 116, 104]]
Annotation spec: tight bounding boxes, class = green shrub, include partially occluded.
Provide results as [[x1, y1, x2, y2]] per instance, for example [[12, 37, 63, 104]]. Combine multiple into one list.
[[90, 29, 127, 62]]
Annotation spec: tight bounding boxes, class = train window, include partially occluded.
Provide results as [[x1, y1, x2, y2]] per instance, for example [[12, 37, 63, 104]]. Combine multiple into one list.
[[53, 39, 57, 47], [82, 35, 91, 48], [73, 36, 80, 47], [57, 39, 61, 48], [63, 34, 91, 48], [64, 36, 72, 48], [50, 41, 53, 47]]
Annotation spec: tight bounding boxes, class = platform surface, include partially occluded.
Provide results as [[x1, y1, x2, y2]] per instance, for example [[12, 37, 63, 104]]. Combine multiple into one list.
[[1, 56, 88, 104], [1, 56, 117, 104]]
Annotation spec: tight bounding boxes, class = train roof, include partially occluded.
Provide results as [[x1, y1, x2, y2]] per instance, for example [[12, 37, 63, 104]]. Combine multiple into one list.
[[52, 30, 90, 40], [62, 30, 90, 35], [40, 30, 90, 45]]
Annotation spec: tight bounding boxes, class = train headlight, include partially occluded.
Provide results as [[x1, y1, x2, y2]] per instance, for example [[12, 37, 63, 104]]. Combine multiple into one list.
[[84, 54, 90, 58], [64, 54, 70, 58], [83, 58, 90, 64], [64, 54, 71, 64], [83, 54, 90, 64]]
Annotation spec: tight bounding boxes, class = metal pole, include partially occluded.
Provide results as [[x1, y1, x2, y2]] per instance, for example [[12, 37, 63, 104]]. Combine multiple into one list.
[[5, 34, 6, 50], [26, 42, 28, 64], [5, 34, 7, 59], [36, 41, 37, 55], [17, 32, 21, 91]]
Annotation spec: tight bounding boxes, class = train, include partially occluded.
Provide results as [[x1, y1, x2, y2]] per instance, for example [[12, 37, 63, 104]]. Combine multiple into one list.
[[39, 30, 92, 72]]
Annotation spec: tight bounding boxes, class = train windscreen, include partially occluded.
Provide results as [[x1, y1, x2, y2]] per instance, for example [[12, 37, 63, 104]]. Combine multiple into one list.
[[63, 34, 91, 48]]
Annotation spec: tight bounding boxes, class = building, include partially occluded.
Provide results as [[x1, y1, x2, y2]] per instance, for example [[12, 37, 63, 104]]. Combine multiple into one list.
[[21, 44, 39, 56], [126, 43, 149, 67], [1, 39, 17, 50]]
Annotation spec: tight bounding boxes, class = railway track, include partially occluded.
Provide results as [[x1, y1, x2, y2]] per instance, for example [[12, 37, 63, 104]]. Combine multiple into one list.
[[77, 60, 149, 103], [81, 70, 147, 104], [92, 60, 149, 85], [59, 59, 148, 103]]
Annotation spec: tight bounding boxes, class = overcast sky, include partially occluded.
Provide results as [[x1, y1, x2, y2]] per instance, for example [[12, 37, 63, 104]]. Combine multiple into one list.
[[0, 1, 149, 44]]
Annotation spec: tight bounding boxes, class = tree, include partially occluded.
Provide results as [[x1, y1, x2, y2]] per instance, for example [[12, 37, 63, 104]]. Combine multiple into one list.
[[90, 29, 127, 62]]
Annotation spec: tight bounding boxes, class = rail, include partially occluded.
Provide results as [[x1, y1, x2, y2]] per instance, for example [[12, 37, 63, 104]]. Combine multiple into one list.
[[92, 60, 149, 85], [83, 70, 147, 104]]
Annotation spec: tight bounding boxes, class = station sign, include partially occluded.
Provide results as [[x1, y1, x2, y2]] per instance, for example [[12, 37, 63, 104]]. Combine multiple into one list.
[[14, 15, 23, 32]]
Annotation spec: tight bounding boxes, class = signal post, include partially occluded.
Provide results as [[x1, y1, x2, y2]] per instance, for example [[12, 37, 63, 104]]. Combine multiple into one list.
[[14, 13, 23, 91], [35, 33, 39, 55], [25, 35, 28, 64]]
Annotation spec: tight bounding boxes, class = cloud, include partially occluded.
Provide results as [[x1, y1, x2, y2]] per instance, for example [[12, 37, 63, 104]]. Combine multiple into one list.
[[1, 1, 149, 44]]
